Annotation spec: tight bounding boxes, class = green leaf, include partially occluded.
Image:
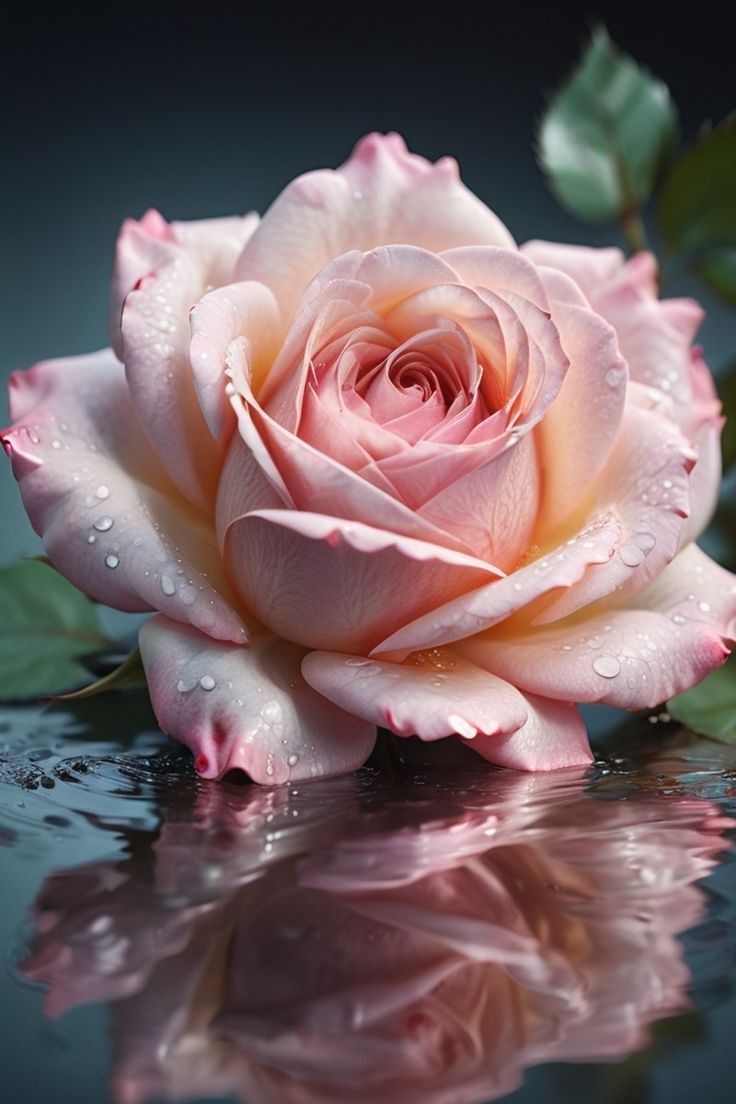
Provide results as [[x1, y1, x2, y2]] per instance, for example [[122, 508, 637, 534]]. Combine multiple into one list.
[[657, 115, 736, 257], [697, 246, 736, 306], [0, 560, 110, 700], [538, 26, 677, 223], [667, 657, 736, 744], [54, 647, 146, 700]]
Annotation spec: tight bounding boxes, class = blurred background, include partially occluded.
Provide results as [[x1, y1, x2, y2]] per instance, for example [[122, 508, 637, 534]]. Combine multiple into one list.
[[1, 0, 734, 566]]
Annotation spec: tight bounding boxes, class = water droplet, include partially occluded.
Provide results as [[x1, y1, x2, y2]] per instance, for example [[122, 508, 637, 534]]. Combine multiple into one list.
[[96, 485, 110, 500], [177, 677, 196, 693], [104, 553, 119, 569], [27, 429, 40, 444], [620, 542, 645, 567], [262, 700, 282, 723], [698, 601, 711, 612], [593, 654, 621, 678], [160, 575, 176, 596], [345, 658, 373, 667], [512, 581, 523, 591], [671, 613, 686, 625], [51, 439, 61, 450], [93, 516, 113, 532], [133, 537, 143, 547], [606, 367, 624, 387], [635, 532, 657, 553], [199, 674, 216, 691], [87, 534, 96, 544], [287, 753, 299, 766]]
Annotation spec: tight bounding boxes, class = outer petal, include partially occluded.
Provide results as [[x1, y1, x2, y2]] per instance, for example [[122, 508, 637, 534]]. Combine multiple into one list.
[[3, 351, 245, 642], [139, 616, 376, 784], [109, 210, 259, 357], [224, 510, 498, 652], [533, 298, 627, 533], [676, 350, 724, 546], [118, 212, 259, 512], [460, 545, 736, 710], [302, 651, 592, 770], [520, 241, 625, 301], [234, 133, 514, 326], [373, 514, 622, 657], [534, 404, 696, 623]]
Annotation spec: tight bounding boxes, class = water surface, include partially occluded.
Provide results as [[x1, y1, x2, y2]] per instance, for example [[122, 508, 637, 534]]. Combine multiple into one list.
[[2, 699, 736, 1104]]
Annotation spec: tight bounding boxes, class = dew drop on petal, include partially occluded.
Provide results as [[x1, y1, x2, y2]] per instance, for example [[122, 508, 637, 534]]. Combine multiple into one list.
[[160, 575, 176, 596], [104, 553, 119, 569], [93, 516, 113, 532], [199, 674, 216, 691], [96, 485, 110, 500], [593, 655, 621, 678], [287, 753, 299, 766], [619, 542, 645, 567]]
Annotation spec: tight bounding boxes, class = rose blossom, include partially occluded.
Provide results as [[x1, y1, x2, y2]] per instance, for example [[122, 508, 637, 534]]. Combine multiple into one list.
[[3, 133, 735, 783], [22, 771, 731, 1104]]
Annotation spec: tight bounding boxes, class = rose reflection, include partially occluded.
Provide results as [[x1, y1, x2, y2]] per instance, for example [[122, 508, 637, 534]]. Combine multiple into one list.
[[22, 769, 731, 1104]]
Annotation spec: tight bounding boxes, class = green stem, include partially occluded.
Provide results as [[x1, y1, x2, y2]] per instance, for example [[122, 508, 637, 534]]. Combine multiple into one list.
[[620, 210, 649, 255]]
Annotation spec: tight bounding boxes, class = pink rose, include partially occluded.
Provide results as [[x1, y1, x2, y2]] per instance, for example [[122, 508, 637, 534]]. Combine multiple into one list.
[[23, 771, 731, 1104], [4, 133, 735, 783]]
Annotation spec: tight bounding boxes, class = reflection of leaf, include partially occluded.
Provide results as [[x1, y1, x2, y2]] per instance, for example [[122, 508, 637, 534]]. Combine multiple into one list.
[[698, 247, 736, 307], [668, 657, 736, 744], [55, 648, 147, 700], [538, 26, 677, 222], [0, 561, 110, 700], [657, 115, 736, 257]]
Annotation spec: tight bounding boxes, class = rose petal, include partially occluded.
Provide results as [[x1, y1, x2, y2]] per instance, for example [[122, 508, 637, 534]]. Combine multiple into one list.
[[189, 280, 282, 443], [224, 509, 498, 652], [226, 361, 478, 555], [119, 213, 258, 511], [676, 349, 724, 546], [521, 240, 624, 301], [4, 350, 246, 642], [535, 404, 696, 623], [440, 246, 550, 309], [235, 132, 514, 326], [533, 298, 627, 533], [417, 433, 540, 569], [109, 210, 258, 357], [460, 545, 736, 710], [139, 616, 376, 784], [302, 650, 592, 769], [373, 514, 622, 657]]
